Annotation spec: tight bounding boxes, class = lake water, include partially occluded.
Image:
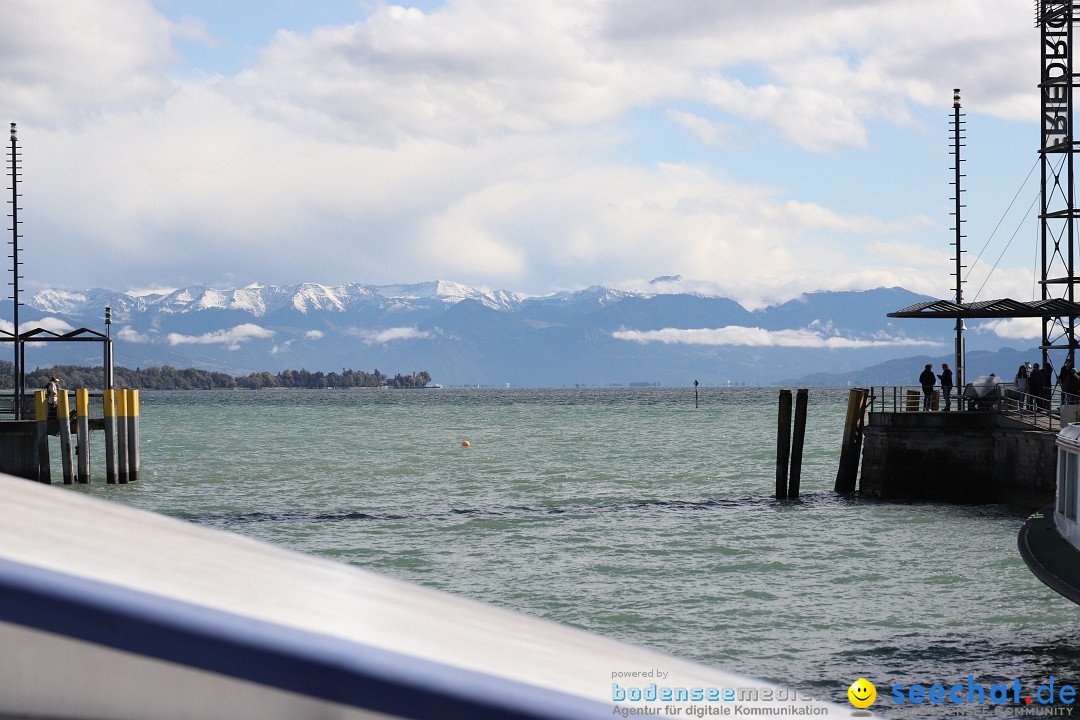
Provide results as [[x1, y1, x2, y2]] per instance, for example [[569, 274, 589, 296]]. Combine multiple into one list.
[[65, 387, 1080, 716]]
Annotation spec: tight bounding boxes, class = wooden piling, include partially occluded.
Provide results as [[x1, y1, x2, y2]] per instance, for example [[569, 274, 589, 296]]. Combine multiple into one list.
[[127, 389, 140, 483], [834, 388, 869, 493], [57, 390, 74, 485], [776, 389, 792, 499], [104, 389, 117, 484], [117, 389, 129, 484], [788, 388, 809, 499], [76, 388, 90, 484], [34, 391, 49, 484]]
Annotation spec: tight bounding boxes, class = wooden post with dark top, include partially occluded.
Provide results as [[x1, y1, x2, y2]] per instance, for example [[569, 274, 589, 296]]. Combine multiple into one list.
[[788, 388, 809, 499], [127, 389, 140, 483], [834, 388, 869, 493], [76, 388, 90, 484], [117, 389, 129, 484], [34, 391, 49, 484], [57, 390, 74, 485], [104, 389, 117, 484], [776, 389, 792, 499]]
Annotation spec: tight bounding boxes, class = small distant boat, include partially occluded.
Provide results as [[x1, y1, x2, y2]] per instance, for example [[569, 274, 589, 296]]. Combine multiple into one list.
[[1019, 422, 1080, 604], [428, 383, 442, 389]]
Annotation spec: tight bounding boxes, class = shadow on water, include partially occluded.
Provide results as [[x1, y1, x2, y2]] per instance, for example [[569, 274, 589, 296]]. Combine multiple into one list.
[[178, 494, 808, 526], [177, 491, 1030, 528]]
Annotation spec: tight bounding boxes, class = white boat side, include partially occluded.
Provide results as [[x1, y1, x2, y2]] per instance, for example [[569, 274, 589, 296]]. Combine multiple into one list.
[[1056, 423, 1080, 548], [1020, 421, 1080, 606], [0, 474, 851, 719]]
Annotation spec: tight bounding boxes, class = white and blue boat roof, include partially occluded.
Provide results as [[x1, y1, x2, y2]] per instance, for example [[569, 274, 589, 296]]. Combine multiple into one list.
[[0, 474, 850, 719]]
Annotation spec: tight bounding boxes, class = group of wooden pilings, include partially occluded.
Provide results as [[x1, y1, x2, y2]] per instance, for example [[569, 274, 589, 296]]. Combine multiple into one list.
[[35, 388, 141, 485], [775, 387, 870, 499], [775, 388, 809, 499]]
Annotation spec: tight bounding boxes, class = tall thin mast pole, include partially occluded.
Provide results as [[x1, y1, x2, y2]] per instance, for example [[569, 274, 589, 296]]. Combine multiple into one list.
[[7, 123, 20, 419], [950, 89, 966, 391]]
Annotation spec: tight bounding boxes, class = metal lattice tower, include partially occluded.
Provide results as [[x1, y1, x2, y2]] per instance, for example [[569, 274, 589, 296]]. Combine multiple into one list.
[[6, 124, 23, 417], [1039, 1, 1080, 368], [887, 5, 1080, 346]]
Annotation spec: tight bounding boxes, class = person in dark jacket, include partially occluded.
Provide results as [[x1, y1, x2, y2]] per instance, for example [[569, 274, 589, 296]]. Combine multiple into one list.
[[1029, 363, 1045, 411], [1039, 363, 1054, 410], [938, 363, 954, 411], [1062, 361, 1078, 405], [919, 363, 936, 411]]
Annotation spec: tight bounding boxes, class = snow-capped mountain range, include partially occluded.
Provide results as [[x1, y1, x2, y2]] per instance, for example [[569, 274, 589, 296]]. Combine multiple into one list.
[[10, 281, 1018, 386], [31, 280, 528, 319]]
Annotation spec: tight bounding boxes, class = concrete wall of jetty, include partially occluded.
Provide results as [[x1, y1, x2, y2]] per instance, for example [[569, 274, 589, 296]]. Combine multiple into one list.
[[859, 411, 1056, 507]]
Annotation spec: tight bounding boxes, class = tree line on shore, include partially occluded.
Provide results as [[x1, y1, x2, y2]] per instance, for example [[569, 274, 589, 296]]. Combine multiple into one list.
[[0, 361, 432, 391]]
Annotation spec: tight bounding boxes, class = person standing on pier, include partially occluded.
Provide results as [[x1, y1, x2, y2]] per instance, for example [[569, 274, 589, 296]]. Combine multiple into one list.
[[1062, 361, 1079, 405], [920, 364, 936, 411], [1014, 364, 1029, 408], [938, 363, 954, 412], [1029, 364, 1045, 411], [45, 377, 59, 420], [1042, 363, 1055, 410]]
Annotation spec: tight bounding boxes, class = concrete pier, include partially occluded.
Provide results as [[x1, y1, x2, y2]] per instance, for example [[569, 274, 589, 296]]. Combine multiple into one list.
[[0, 388, 138, 485], [859, 408, 1056, 506]]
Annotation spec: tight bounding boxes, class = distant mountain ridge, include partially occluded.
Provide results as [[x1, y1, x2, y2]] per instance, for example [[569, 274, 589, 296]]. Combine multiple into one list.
[[31, 281, 528, 319], [11, 281, 1003, 386]]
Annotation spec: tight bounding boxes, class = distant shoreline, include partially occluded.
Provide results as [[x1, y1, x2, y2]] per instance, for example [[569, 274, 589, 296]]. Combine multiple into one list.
[[1, 363, 432, 392]]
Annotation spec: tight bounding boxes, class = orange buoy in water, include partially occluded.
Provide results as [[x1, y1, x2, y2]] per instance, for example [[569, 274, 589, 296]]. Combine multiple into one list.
[[461, 441, 471, 447]]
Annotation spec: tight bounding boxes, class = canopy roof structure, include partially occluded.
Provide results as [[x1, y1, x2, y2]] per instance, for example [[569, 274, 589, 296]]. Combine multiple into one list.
[[0, 327, 114, 401], [888, 298, 1080, 320], [0, 327, 110, 343]]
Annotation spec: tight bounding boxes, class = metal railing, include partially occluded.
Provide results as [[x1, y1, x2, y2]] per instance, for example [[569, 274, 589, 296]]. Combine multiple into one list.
[[868, 385, 1063, 428], [0, 391, 107, 420]]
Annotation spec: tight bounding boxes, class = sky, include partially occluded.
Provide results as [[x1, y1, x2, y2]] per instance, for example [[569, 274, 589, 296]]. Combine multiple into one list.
[[0, 0, 1050, 320]]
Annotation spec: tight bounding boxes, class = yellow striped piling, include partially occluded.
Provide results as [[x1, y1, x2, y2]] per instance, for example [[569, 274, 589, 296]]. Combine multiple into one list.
[[126, 389, 140, 483], [76, 388, 90, 483], [34, 391, 49, 484], [57, 390, 74, 485], [117, 389, 129, 484], [104, 389, 117, 484]]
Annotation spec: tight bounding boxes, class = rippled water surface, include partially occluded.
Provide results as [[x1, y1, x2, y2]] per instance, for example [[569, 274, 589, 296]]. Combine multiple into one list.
[[69, 387, 1080, 715]]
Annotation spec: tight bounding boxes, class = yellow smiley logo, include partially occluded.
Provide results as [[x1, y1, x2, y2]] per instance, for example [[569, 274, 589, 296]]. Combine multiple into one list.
[[848, 678, 876, 709]]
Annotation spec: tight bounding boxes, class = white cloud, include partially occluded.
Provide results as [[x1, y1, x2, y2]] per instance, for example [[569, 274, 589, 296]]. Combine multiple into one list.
[[116, 326, 150, 343], [352, 327, 434, 345], [613, 326, 941, 348], [237, 1, 671, 144], [666, 110, 734, 149], [167, 323, 275, 350], [974, 317, 1042, 341], [231, 0, 1032, 148], [25, 317, 76, 335], [0, 0, 189, 124], [305, 330, 325, 340], [270, 339, 294, 355], [124, 286, 178, 298]]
